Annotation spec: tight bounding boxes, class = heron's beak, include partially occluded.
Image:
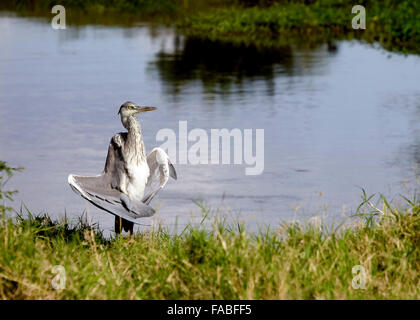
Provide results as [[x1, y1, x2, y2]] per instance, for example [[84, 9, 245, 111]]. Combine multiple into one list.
[[135, 106, 157, 114]]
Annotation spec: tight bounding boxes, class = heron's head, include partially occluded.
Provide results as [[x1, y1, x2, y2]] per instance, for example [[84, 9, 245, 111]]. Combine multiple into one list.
[[118, 101, 156, 118], [118, 101, 156, 129]]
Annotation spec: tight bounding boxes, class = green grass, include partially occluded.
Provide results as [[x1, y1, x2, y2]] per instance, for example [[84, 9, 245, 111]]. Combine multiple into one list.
[[0, 191, 419, 299], [1, 0, 420, 54], [0, 161, 419, 299]]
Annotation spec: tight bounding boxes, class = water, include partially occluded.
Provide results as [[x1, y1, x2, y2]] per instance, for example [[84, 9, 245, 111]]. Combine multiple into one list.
[[1, 14, 419, 234]]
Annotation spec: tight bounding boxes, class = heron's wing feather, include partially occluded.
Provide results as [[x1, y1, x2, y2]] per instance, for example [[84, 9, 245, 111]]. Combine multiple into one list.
[[103, 133, 127, 189], [142, 148, 177, 205], [68, 174, 155, 224], [169, 162, 177, 180]]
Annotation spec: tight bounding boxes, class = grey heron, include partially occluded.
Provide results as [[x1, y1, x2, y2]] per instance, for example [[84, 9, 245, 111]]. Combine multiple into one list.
[[68, 101, 177, 235]]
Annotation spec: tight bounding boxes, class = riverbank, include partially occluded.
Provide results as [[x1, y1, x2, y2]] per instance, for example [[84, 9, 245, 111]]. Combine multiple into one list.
[[1, 0, 419, 54], [0, 192, 419, 299]]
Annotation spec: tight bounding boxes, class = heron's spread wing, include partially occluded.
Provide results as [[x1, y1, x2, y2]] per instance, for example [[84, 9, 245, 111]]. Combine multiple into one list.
[[68, 174, 155, 223], [67, 134, 155, 224], [142, 148, 177, 205]]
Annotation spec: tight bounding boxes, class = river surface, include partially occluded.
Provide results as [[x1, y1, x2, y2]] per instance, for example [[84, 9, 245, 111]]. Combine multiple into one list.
[[1, 13, 419, 235]]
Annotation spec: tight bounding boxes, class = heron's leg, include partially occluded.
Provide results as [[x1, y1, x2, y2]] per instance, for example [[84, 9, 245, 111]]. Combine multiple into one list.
[[122, 219, 134, 236], [128, 222, 134, 236], [114, 216, 123, 235]]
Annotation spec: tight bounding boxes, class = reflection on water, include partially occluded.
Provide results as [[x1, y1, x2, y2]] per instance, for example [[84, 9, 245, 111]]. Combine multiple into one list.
[[152, 36, 336, 97], [154, 37, 293, 96], [0, 14, 419, 236]]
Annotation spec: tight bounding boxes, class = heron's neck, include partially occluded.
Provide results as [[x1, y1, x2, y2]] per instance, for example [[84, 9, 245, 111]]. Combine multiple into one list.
[[123, 116, 146, 162]]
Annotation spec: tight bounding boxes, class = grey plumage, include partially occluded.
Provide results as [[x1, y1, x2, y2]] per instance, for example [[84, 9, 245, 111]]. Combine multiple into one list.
[[68, 101, 177, 234]]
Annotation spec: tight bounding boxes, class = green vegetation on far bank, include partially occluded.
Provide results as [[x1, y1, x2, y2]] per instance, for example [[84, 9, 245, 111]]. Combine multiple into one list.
[[1, 0, 419, 54]]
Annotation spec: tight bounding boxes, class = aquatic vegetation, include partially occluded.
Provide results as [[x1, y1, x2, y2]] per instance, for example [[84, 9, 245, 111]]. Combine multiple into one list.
[[178, 0, 420, 54], [0, 161, 23, 215], [1, 0, 419, 54]]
